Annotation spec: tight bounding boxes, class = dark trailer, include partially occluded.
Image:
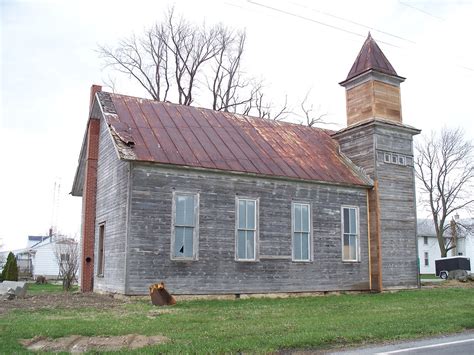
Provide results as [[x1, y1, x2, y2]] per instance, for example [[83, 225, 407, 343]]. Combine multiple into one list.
[[435, 256, 471, 279]]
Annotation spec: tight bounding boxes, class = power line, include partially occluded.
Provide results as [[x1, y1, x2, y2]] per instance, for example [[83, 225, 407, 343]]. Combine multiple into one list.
[[246, 0, 401, 48], [290, 1, 416, 44], [399, 1, 445, 21]]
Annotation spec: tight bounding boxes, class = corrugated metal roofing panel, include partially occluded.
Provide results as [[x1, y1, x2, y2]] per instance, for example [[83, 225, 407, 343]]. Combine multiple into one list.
[[99, 92, 371, 187]]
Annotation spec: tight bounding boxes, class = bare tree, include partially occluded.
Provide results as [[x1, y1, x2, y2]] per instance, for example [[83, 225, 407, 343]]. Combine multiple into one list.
[[415, 127, 474, 257], [99, 8, 251, 110], [98, 9, 321, 122], [299, 91, 328, 127], [54, 237, 79, 291]]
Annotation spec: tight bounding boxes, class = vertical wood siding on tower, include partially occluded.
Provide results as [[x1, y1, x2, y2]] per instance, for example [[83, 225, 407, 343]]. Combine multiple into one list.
[[94, 118, 130, 293], [334, 122, 418, 289], [125, 164, 370, 295], [374, 125, 417, 288]]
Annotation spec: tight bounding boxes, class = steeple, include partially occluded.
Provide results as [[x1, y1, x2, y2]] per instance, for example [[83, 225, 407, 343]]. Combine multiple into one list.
[[340, 33, 405, 126]]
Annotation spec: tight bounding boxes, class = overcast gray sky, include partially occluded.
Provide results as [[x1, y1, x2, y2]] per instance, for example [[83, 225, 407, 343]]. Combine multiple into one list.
[[1, 0, 473, 251]]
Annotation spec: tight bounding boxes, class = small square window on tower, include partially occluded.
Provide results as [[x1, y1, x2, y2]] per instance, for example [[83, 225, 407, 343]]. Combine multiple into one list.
[[384, 153, 391, 163], [391, 154, 398, 164], [398, 156, 406, 165]]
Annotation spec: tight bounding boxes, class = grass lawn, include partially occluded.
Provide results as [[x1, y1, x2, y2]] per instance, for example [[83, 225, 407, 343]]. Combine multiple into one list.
[[420, 274, 439, 280], [0, 286, 473, 353], [26, 283, 79, 295]]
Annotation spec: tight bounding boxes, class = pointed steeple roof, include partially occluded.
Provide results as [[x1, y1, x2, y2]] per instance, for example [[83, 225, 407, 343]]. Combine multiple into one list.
[[344, 33, 400, 82]]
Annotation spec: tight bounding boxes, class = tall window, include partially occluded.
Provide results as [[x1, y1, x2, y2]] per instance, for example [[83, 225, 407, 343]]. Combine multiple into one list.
[[423, 236, 428, 245], [236, 198, 257, 260], [172, 193, 199, 259], [292, 202, 311, 261], [342, 207, 359, 261], [97, 223, 105, 276], [424, 252, 429, 266]]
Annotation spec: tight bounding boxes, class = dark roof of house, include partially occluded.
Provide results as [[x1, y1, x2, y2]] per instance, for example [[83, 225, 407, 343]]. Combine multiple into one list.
[[28, 236, 48, 241], [95, 92, 372, 187], [344, 33, 400, 82]]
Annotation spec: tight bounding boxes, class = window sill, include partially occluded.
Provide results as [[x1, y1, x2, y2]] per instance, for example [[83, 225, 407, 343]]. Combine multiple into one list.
[[171, 257, 198, 262], [342, 260, 361, 263], [292, 260, 312, 263], [235, 259, 259, 263], [97, 274, 104, 278]]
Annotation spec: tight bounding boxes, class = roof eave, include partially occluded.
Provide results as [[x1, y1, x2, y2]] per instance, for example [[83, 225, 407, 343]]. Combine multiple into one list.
[[339, 68, 405, 87]]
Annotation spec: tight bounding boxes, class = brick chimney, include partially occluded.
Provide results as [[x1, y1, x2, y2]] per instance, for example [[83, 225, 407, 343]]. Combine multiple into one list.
[[81, 84, 102, 292], [339, 33, 405, 126]]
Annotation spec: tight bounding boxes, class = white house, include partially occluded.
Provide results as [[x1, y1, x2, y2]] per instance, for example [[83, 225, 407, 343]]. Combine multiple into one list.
[[417, 218, 474, 274], [30, 236, 78, 279]]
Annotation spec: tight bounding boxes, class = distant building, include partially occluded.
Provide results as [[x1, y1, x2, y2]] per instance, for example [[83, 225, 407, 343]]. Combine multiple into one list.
[[417, 218, 474, 274], [1, 235, 78, 279]]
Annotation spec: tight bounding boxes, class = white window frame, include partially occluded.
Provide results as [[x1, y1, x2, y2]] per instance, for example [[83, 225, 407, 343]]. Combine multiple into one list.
[[424, 252, 429, 266], [341, 206, 360, 262], [235, 197, 259, 261], [423, 236, 428, 245], [384, 152, 391, 163], [171, 191, 199, 261], [291, 202, 312, 262]]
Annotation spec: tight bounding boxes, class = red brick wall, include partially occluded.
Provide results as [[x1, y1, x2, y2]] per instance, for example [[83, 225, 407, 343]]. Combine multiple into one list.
[[80, 84, 102, 292], [81, 118, 100, 292]]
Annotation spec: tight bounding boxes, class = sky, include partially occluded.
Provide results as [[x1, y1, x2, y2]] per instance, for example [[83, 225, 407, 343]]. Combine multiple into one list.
[[1, 0, 473, 251]]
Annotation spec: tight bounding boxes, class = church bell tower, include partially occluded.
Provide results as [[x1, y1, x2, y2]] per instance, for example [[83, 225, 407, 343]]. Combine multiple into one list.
[[333, 33, 421, 291]]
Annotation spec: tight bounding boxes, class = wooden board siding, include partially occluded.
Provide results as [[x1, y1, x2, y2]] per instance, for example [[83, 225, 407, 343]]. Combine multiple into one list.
[[94, 118, 130, 293], [334, 121, 419, 289], [374, 125, 418, 288], [346, 81, 401, 126], [346, 81, 375, 126], [125, 165, 370, 295]]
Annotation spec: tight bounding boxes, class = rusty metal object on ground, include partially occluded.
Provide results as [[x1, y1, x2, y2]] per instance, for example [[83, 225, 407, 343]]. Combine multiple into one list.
[[149, 282, 176, 306]]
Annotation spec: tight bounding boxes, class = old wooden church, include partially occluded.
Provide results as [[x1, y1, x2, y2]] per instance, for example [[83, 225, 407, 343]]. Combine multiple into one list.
[[72, 34, 420, 295]]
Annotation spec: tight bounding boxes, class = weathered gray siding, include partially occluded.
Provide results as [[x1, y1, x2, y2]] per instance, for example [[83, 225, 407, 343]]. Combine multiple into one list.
[[126, 165, 370, 295], [374, 125, 418, 288], [94, 119, 130, 293], [335, 121, 419, 289]]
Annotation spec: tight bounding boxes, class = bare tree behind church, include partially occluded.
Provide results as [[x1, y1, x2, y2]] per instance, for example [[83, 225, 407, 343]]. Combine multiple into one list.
[[415, 127, 474, 257], [98, 8, 319, 123], [54, 238, 79, 291]]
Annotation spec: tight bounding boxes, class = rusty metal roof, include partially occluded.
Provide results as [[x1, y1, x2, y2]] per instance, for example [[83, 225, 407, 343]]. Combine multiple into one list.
[[97, 92, 371, 187], [344, 33, 401, 82]]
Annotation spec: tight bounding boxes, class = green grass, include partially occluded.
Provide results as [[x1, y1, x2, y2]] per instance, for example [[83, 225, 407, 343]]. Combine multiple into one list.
[[420, 274, 439, 280], [0, 287, 473, 353], [26, 282, 78, 295]]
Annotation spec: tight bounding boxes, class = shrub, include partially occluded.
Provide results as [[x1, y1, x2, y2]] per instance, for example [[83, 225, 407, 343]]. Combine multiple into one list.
[[1, 252, 19, 281]]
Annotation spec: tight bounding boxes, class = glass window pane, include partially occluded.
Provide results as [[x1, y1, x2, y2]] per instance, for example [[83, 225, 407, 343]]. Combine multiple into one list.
[[350, 234, 357, 260], [176, 195, 186, 225], [238, 200, 246, 229], [246, 231, 255, 259], [175, 226, 185, 256], [343, 233, 350, 260], [343, 208, 350, 234], [301, 205, 309, 232], [349, 208, 356, 234], [184, 227, 194, 257], [237, 230, 246, 259], [294, 204, 302, 232], [301, 233, 309, 260], [293, 232, 302, 260], [184, 195, 195, 226], [247, 200, 255, 230]]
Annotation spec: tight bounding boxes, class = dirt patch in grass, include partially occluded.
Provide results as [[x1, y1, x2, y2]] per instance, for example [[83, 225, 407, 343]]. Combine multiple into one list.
[[0, 292, 125, 315], [422, 279, 474, 289], [20, 334, 168, 352]]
